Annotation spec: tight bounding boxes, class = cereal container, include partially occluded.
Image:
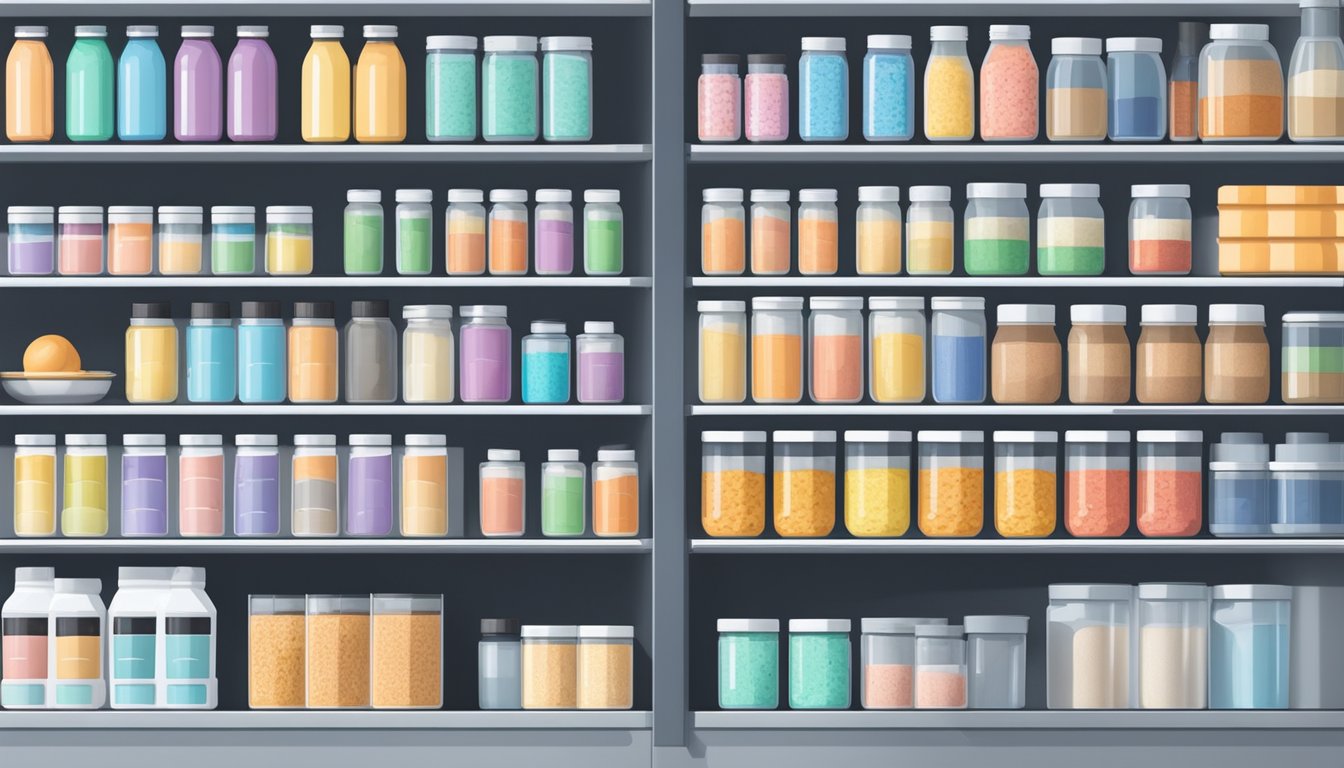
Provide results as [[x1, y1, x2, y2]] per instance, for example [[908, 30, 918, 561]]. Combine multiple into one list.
[[1106, 37, 1166, 141], [1037, 183, 1104, 276], [1046, 583, 1132, 709], [808, 296, 863, 404], [980, 25, 1038, 141], [906, 186, 954, 275], [702, 188, 746, 275], [542, 449, 586, 537], [482, 36, 539, 142], [593, 448, 639, 537], [991, 303, 1061, 404], [844, 430, 912, 537], [480, 449, 526, 537], [698, 54, 741, 142], [1067, 304, 1131, 404], [1205, 304, 1270, 404], [1209, 432, 1272, 537], [1199, 24, 1284, 141], [860, 618, 946, 709], [698, 300, 747, 403], [855, 186, 902, 275], [718, 619, 779, 709], [1209, 585, 1291, 709], [914, 624, 967, 709], [1271, 432, 1344, 535], [305, 595, 371, 709], [371, 594, 442, 709], [993, 431, 1058, 538], [7, 206, 54, 275], [752, 297, 805, 403], [788, 619, 851, 709], [1046, 37, 1107, 141], [479, 619, 521, 710], [917, 430, 985, 537], [1136, 304, 1202, 404], [863, 35, 914, 141], [1064, 430, 1131, 538], [798, 188, 839, 275], [425, 35, 477, 142], [868, 296, 925, 403], [540, 36, 592, 142], [772, 430, 837, 537], [964, 183, 1029, 276], [577, 625, 634, 710], [750, 189, 791, 275], [1281, 312, 1344, 403], [925, 26, 974, 141], [799, 37, 848, 142], [930, 296, 987, 404], [521, 625, 578, 709], [702, 431, 767, 538], [1129, 184, 1192, 275], [966, 615, 1029, 709], [1137, 583, 1209, 709], [1136, 430, 1203, 537], [745, 54, 789, 142], [1289, 0, 1344, 142]]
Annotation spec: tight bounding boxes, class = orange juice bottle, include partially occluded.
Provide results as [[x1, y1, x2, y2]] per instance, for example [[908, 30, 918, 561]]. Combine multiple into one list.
[[6, 26, 54, 142], [354, 25, 405, 143], [302, 25, 350, 142]]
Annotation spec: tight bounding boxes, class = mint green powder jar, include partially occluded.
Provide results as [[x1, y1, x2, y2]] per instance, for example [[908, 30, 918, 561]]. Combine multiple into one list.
[[718, 619, 780, 709], [788, 619, 852, 709], [541, 36, 593, 142], [483, 36, 539, 142]]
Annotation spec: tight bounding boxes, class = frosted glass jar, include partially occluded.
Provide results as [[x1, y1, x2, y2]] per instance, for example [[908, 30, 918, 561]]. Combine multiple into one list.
[[964, 183, 1029, 276], [402, 305, 454, 404], [906, 186, 954, 275], [540, 36, 592, 143], [1199, 24, 1285, 141], [534, 189, 574, 276], [1129, 184, 1192, 276], [1063, 430, 1131, 538], [702, 188, 746, 276], [1136, 430, 1204, 538], [856, 186, 902, 275], [698, 54, 741, 142], [488, 189, 529, 276], [863, 35, 915, 141], [480, 449, 525, 537], [924, 26, 974, 141], [752, 297, 805, 404], [965, 615, 1028, 709], [914, 624, 967, 709], [917, 430, 985, 537], [1137, 304, 1202, 404], [1037, 184, 1104, 276], [1209, 585, 1291, 709], [867, 296, 925, 404], [797, 188, 839, 275], [701, 430, 767, 538], [859, 618, 946, 709], [750, 189, 791, 275], [808, 296, 863, 404], [992, 304, 1061, 404], [698, 300, 747, 404], [1046, 37, 1107, 141], [993, 431, 1058, 538], [482, 36, 539, 143], [788, 619, 851, 709], [1137, 583, 1209, 710], [1205, 304, 1270, 404], [798, 38, 847, 142], [745, 54, 789, 142], [980, 25, 1038, 142], [772, 430, 836, 537], [446, 189, 487, 276], [1106, 37, 1167, 141], [1068, 304, 1131, 405], [718, 619, 779, 709], [1046, 583, 1132, 709], [1209, 432, 1272, 537], [1289, 0, 1344, 142]]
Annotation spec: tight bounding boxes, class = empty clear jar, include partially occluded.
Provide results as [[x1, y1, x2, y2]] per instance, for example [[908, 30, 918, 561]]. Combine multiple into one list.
[[966, 615, 1028, 709], [482, 36, 539, 142], [480, 449, 525, 537], [1064, 430, 1131, 537], [7, 206, 54, 275], [1209, 432, 1272, 537], [698, 300, 747, 404], [1200, 24, 1285, 141], [718, 619, 779, 709], [702, 431, 767, 538], [917, 430, 985, 537], [540, 36, 592, 142], [931, 296, 987, 404], [1068, 304, 1131, 404], [964, 183, 1029, 276], [925, 26, 973, 141], [855, 186, 902, 275], [808, 296, 863, 404], [799, 37, 848, 142], [906, 186, 954, 275], [1107, 37, 1167, 141], [915, 624, 967, 709], [745, 54, 789, 142], [789, 619, 851, 709], [1129, 184, 1192, 275], [980, 25, 1038, 142], [844, 430, 912, 537], [702, 188, 746, 276], [156, 206, 203, 275], [1206, 304, 1270, 404], [1137, 583, 1209, 709], [1209, 584, 1292, 709], [991, 304, 1061, 404], [1037, 184, 1104, 276], [773, 430, 836, 537], [994, 431, 1058, 538], [868, 296, 925, 403], [292, 434, 339, 537], [863, 35, 914, 142], [798, 188, 838, 275], [1137, 430, 1204, 537], [1136, 304, 1202, 404], [860, 618, 946, 709], [1289, 0, 1344, 142], [1046, 37, 1107, 141], [1046, 583, 1132, 709], [698, 54, 741, 142], [752, 296, 804, 404], [750, 189, 791, 275]]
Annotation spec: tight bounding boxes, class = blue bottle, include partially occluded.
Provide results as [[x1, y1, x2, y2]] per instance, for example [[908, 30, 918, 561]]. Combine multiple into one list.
[[118, 25, 167, 141], [237, 301, 286, 403], [186, 302, 236, 403]]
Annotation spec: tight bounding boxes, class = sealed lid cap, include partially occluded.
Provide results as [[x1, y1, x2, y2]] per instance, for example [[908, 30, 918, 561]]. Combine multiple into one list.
[[1040, 183, 1100, 198], [541, 36, 593, 51], [1209, 303, 1265, 325], [448, 189, 484, 203], [347, 189, 381, 203], [56, 578, 101, 594], [718, 618, 780, 632], [930, 25, 968, 41], [181, 25, 214, 37], [123, 433, 166, 447], [488, 449, 521, 461], [702, 430, 767, 443], [858, 186, 901, 203], [126, 25, 158, 37], [536, 189, 572, 204], [521, 624, 578, 638], [789, 618, 851, 632], [1210, 432, 1269, 468], [967, 182, 1027, 199], [530, 320, 566, 334], [1065, 430, 1131, 444], [58, 205, 103, 218], [180, 434, 223, 447], [993, 431, 1058, 443], [585, 189, 620, 204], [65, 433, 107, 446], [697, 300, 746, 313], [352, 300, 390, 318], [752, 296, 804, 310], [751, 189, 790, 203], [132, 301, 172, 319], [15, 434, 56, 447], [916, 430, 984, 443], [868, 34, 912, 49], [396, 189, 433, 204], [845, 430, 913, 442], [1212, 584, 1293, 601], [490, 189, 528, 203], [860, 618, 947, 633], [799, 188, 838, 203], [1211, 23, 1269, 41], [364, 25, 398, 38], [1137, 430, 1204, 443], [701, 53, 740, 66], [294, 434, 336, 447], [1271, 434, 1344, 469], [1282, 311, 1344, 324], [773, 430, 837, 443], [964, 615, 1029, 635], [597, 448, 636, 462], [915, 624, 963, 637], [747, 53, 788, 66], [236, 434, 278, 447], [482, 618, 520, 635], [1049, 583, 1133, 600], [579, 625, 635, 639], [265, 205, 313, 222], [14, 26, 48, 38], [1138, 582, 1209, 600], [6, 205, 54, 222], [108, 205, 153, 217], [75, 25, 107, 37], [997, 303, 1055, 324], [15, 567, 55, 583], [584, 321, 616, 334], [869, 296, 924, 311], [1052, 37, 1102, 55], [547, 448, 580, 461], [810, 296, 863, 311], [158, 205, 203, 223], [1107, 37, 1162, 53], [1302, 0, 1341, 6], [801, 37, 846, 51], [931, 296, 984, 311], [211, 205, 255, 217], [1132, 184, 1191, 198], [1071, 304, 1126, 324], [294, 301, 335, 319], [462, 304, 507, 318], [119, 566, 174, 583], [426, 35, 476, 50], [1140, 304, 1197, 325], [484, 35, 537, 52], [311, 25, 344, 38], [909, 185, 952, 202], [350, 434, 392, 447], [406, 434, 447, 447], [703, 187, 744, 203], [990, 25, 1031, 40], [241, 300, 281, 319], [237, 26, 268, 38], [403, 304, 453, 320]]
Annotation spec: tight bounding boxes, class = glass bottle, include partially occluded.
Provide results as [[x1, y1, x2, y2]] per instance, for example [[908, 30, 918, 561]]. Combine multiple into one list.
[[1290, 0, 1344, 141]]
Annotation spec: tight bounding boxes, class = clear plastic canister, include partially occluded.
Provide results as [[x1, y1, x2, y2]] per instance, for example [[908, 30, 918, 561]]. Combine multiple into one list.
[[1064, 430, 1131, 537], [479, 619, 521, 710], [583, 189, 623, 276], [576, 321, 624, 404], [234, 434, 280, 537], [540, 36, 593, 143], [702, 188, 746, 275], [702, 431, 767, 538], [1209, 584, 1291, 709], [1129, 184, 1192, 275], [1046, 37, 1107, 141], [395, 189, 433, 275], [592, 448, 639, 537], [930, 296, 987, 404], [1270, 432, 1344, 535], [868, 296, 925, 403], [965, 615, 1029, 709], [459, 304, 511, 403], [856, 186, 902, 275], [292, 434, 339, 537], [156, 206, 204, 275], [799, 37, 848, 142], [305, 594, 371, 709], [1170, 22, 1204, 141], [534, 188, 574, 276], [488, 189, 529, 275], [1289, 0, 1344, 142], [980, 25, 1038, 141], [844, 430, 912, 537], [1046, 583, 1132, 708], [906, 186, 954, 275], [125, 301, 178, 404], [965, 183, 1029, 276], [994, 431, 1058, 538], [121, 434, 168, 537], [860, 618, 947, 709], [425, 35, 478, 143], [698, 300, 747, 403], [345, 300, 398, 404], [178, 434, 224, 537], [809, 296, 863, 403], [1067, 304, 1131, 404], [248, 594, 305, 708], [917, 430, 985, 537], [1136, 430, 1204, 537], [1137, 582, 1209, 709], [289, 301, 338, 404], [698, 54, 741, 142], [265, 205, 314, 276], [788, 619, 852, 709], [57, 206, 104, 275], [1208, 432, 1271, 537], [991, 303, 1061, 404], [108, 206, 153, 276], [773, 430, 836, 537], [521, 320, 571, 405], [798, 188, 839, 275], [718, 619, 779, 709], [1281, 312, 1344, 403], [1037, 183, 1104, 276], [344, 190, 384, 276], [1205, 303, 1270, 404], [1106, 37, 1167, 141], [480, 449, 525, 537], [1200, 24, 1284, 141], [402, 305, 454, 404], [745, 54, 789, 143], [521, 625, 578, 709], [750, 189, 791, 275], [914, 624, 967, 709], [209, 205, 255, 275], [346, 434, 393, 537], [1136, 303, 1202, 404], [446, 189, 487, 275], [924, 26, 974, 141], [577, 625, 634, 710], [863, 36, 914, 142], [371, 594, 442, 709], [752, 296, 805, 404]]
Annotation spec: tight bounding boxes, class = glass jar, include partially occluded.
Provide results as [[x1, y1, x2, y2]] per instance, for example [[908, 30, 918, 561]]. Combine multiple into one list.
[[860, 618, 946, 709], [1067, 304, 1131, 404], [1137, 304, 1202, 404], [13, 434, 57, 537], [924, 26, 973, 141], [577, 625, 634, 710], [856, 186, 902, 275], [1210, 585, 1292, 709], [108, 206, 152, 276], [540, 36, 592, 142], [541, 448, 585, 537], [917, 430, 985, 537], [521, 625, 578, 709], [292, 434, 339, 537], [718, 619, 779, 709], [698, 54, 741, 142], [914, 624, 967, 709], [863, 35, 915, 142], [799, 37, 847, 142], [534, 188, 574, 276], [7, 206, 54, 276], [521, 320, 571, 404], [248, 595, 305, 708], [584, 189, 623, 276], [209, 205, 255, 275], [479, 619, 521, 710], [305, 595, 371, 709], [752, 296, 804, 403], [289, 301, 338, 404], [346, 434, 393, 536], [1137, 583, 1209, 709], [57, 206, 104, 275], [402, 304, 454, 404], [460, 305, 512, 403], [1209, 432, 1272, 537], [702, 431, 767, 538], [402, 434, 449, 537], [1064, 430, 1131, 537], [868, 296, 925, 403], [265, 205, 314, 276], [1170, 23, 1204, 141], [930, 296, 987, 404], [178, 434, 224, 537], [480, 449, 525, 537], [698, 300, 747, 404], [808, 296, 863, 404], [125, 301, 178, 404], [1290, 0, 1344, 142], [844, 430, 912, 537], [745, 54, 789, 142], [488, 189, 529, 275], [234, 434, 280, 537], [750, 189, 791, 275], [577, 321, 624, 404], [121, 434, 168, 537], [156, 206, 203, 275], [1046, 37, 1107, 141], [994, 431, 1058, 538], [702, 188, 745, 275], [798, 188, 839, 275], [425, 35, 477, 142], [1106, 37, 1167, 141], [773, 430, 836, 537], [593, 448, 639, 537], [370, 594, 442, 709], [1205, 304, 1270, 404], [62, 434, 108, 537], [395, 189, 433, 275], [238, 300, 285, 404], [1046, 583, 1132, 709], [906, 186, 954, 275], [1129, 184, 1192, 275], [1136, 430, 1204, 537], [992, 304, 1061, 404], [1200, 24, 1285, 141], [1271, 433, 1344, 535], [1037, 184, 1104, 276], [981, 25, 1038, 141], [186, 301, 235, 404], [789, 619, 851, 709], [345, 300, 398, 404], [965, 183, 1029, 275], [965, 615, 1028, 709], [446, 189, 486, 275], [1281, 312, 1344, 403], [482, 36, 538, 142]]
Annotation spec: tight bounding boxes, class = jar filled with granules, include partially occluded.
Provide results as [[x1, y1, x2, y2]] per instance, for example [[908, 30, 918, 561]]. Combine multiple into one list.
[[305, 594, 371, 708], [860, 618, 946, 709], [808, 296, 863, 404], [718, 619, 779, 709], [799, 37, 848, 142], [702, 430, 767, 538], [993, 431, 1058, 538], [1136, 304, 1202, 404], [1199, 24, 1285, 141], [773, 430, 836, 537], [1046, 37, 1107, 141], [914, 624, 966, 709], [752, 296, 805, 404], [698, 54, 741, 142], [1129, 184, 1192, 275], [924, 26, 974, 141], [906, 185, 954, 275], [1137, 583, 1209, 709], [789, 619, 852, 709], [868, 296, 925, 403], [1289, 0, 1344, 142], [1064, 430, 1131, 537], [540, 36, 592, 142], [1136, 430, 1204, 537], [702, 188, 746, 275], [1068, 304, 1131, 404], [521, 625, 578, 709], [699, 300, 747, 404], [965, 183, 1029, 275], [1209, 432, 1272, 537], [844, 430, 912, 537], [750, 189, 791, 275], [992, 303, 1061, 404], [798, 188, 839, 275], [577, 625, 634, 710], [980, 25, 1038, 141], [371, 594, 442, 709], [917, 430, 984, 537], [248, 594, 306, 708], [965, 615, 1029, 709], [1281, 311, 1344, 403], [863, 35, 915, 141], [1205, 303, 1270, 404], [1037, 183, 1104, 276], [745, 54, 789, 142], [1046, 583, 1132, 709], [1169, 23, 1205, 141]]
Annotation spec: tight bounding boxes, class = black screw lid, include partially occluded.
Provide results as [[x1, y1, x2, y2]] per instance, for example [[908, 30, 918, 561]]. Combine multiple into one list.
[[702, 53, 739, 66], [748, 54, 787, 66], [481, 618, 520, 635], [241, 301, 282, 319], [190, 302, 231, 320], [131, 302, 171, 319], [352, 300, 390, 318], [294, 301, 335, 320]]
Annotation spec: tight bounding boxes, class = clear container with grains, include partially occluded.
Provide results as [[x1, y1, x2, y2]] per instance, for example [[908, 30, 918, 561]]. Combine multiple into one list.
[[809, 296, 864, 404], [868, 296, 925, 403], [798, 188, 839, 275], [592, 448, 639, 537], [860, 618, 947, 709], [1210, 584, 1292, 710], [750, 189, 791, 275], [799, 37, 848, 142], [1289, 0, 1344, 142], [856, 186, 902, 275], [521, 625, 578, 709], [8, 205, 55, 276], [521, 320, 571, 405], [906, 186, 955, 275], [745, 54, 789, 143], [1106, 37, 1167, 141], [1046, 583, 1132, 709], [446, 189, 487, 275], [1068, 304, 1131, 404], [931, 296, 987, 404], [343, 189, 383, 276], [966, 616, 1029, 709], [965, 183, 1030, 276], [488, 189, 529, 275], [1205, 304, 1270, 404], [1281, 312, 1344, 403], [1271, 433, 1344, 535], [425, 36, 478, 143], [480, 449, 525, 537], [789, 619, 852, 709], [583, 189, 623, 276], [917, 430, 985, 537], [58, 206, 105, 275], [306, 595, 371, 709], [773, 430, 837, 537], [752, 297, 805, 403], [863, 35, 915, 142], [482, 36, 539, 142], [992, 304, 1061, 404], [1046, 37, 1107, 141], [699, 300, 748, 404], [266, 206, 314, 276], [702, 188, 746, 276], [402, 305, 454, 404], [248, 595, 306, 708], [108, 206, 153, 276], [1170, 23, 1205, 142], [1064, 430, 1131, 538], [718, 619, 779, 709], [395, 189, 434, 276], [156, 206, 204, 275], [702, 430, 767, 538], [402, 434, 449, 537], [371, 594, 442, 709], [915, 624, 967, 709], [1037, 184, 1104, 276], [1200, 24, 1285, 141], [1137, 304, 1202, 404], [844, 430, 912, 537], [698, 54, 741, 142], [577, 625, 634, 710], [542, 449, 586, 537], [292, 434, 339, 537], [1129, 184, 1192, 275], [534, 189, 574, 276], [1209, 433, 1272, 537], [1137, 583, 1209, 709], [994, 431, 1058, 538], [980, 25, 1038, 142], [210, 206, 255, 275], [13, 434, 57, 537], [925, 26, 974, 141], [1137, 430, 1204, 537], [480, 619, 521, 710], [540, 36, 592, 143]]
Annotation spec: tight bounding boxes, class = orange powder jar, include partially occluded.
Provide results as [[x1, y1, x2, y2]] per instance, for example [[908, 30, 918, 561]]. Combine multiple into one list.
[[808, 296, 864, 403]]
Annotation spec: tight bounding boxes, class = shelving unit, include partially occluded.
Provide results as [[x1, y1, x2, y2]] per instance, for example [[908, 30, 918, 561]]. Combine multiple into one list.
[[0, 404, 652, 416]]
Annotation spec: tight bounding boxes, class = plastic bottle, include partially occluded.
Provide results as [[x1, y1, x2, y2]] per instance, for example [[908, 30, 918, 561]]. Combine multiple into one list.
[[48, 578, 106, 709], [66, 25, 114, 141], [108, 567, 173, 708], [227, 26, 278, 142], [162, 567, 217, 709], [174, 26, 222, 141], [302, 25, 350, 142], [1290, 0, 1344, 141], [118, 26, 166, 141], [6, 26, 53, 141], [355, 25, 406, 143], [1, 567, 55, 708]]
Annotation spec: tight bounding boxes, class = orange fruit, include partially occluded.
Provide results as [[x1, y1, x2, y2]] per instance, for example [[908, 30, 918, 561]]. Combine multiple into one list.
[[23, 334, 81, 373]]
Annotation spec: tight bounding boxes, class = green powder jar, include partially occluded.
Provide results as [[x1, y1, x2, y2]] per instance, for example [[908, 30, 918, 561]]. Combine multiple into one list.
[[718, 619, 780, 709], [541, 450, 586, 536], [964, 182, 1030, 275], [788, 619, 852, 709], [210, 206, 257, 275], [344, 189, 384, 275], [396, 189, 434, 275], [483, 36, 539, 142], [583, 189, 623, 275], [1037, 183, 1105, 275], [542, 36, 593, 142], [426, 35, 477, 142]]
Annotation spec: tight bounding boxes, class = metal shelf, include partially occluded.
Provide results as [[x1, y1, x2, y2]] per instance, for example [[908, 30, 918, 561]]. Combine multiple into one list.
[[692, 710, 1344, 730], [0, 404, 651, 416], [2, 276, 652, 289], [688, 0, 1296, 16], [690, 276, 1344, 289], [0, 538, 652, 554], [690, 538, 1344, 554], [689, 404, 1343, 416], [0, 0, 652, 14], [688, 144, 1338, 163], [0, 710, 653, 729], [0, 145, 652, 164]]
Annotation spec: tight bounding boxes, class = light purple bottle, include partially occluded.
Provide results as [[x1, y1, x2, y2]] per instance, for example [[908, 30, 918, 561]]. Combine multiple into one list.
[[534, 189, 574, 275], [576, 321, 626, 403], [121, 434, 168, 536], [227, 26, 278, 142], [460, 305, 513, 403], [175, 25, 223, 142], [346, 435, 393, 536], [234, 434, 279, 536]]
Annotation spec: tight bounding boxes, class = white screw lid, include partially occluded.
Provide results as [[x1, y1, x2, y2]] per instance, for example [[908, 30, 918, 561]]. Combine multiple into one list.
[[1132, 184, 1191, 198], [462, 304, 507, 318], [1208, 303, 1265, 325], [752, 296, 804, 311], [773, 430, 837, 443], [997, 303, 1055, 324], [448, 189, 484, 204], [869, 296, 924, 311], [181, 26, 215, 38], [718, 618, 780, 632], [427, 35, 477, 50], [585, 189, 620, 204], [579, 625, 634, 639], [858, 186, 901, 203], [530, 320, 567, 334], [521, 624, 578, 638], [236, 434, 279, 447], [909, 185, 953, 203], [930, 26, 968, 42], [55, 578, 102, 594], [364, 25, 398, 39], [535, 189, 573, 204], [541, 36, 593, 52], [597, 448, 636, 462], [1140, 304, 1197, 325], [845, 430, 913, 442], [488, 449, 522, 462], [490, 189, 528, 204], [75, 25, 107, 37], [403, 304, 453, 320], [964, 615, 1029, 635], [861, 618, 947, 633], [294, 434, 337, 447], [868, 35, 912, 49], [1052, 37, 1102, 56], [396, 189, 433, 204], [65, 434, 107, 446], [1211, 24, 1269, 41], [990, 25, 1031, 40], [1065, 430, 1131, 443], [703, 188, 744, 203], [406, 434, 447, 447], [1107, 37, 1162, 53], [801, 37, 846, 51], [968, 182, 1027, 199], [484, 35, 538, 52], [237, 26, 269, 38], [697, 300, 746, 313], [349, 434, 392, 447], [931, 296, 985, 311], [311, 25, 344, 39], [180, 434, 223, 447], [1212, 584, 1294, 601], [1049, 583, 1133, 601], [789, 618, 851, 632], [916, 430, 985, 443], [15, 434, 55, 447], [1137, 430, 1204, 443], [751, 189, 790, 203], [547, 449, 581, 461], [915, 624, 964, 638], [122, 434, 166, 447], [14, 27, 48, 39], [1070, 304, 1126, 324], [809, 296, 863, 311], [994, 431, 1058, 443], [799, 188, 838, 203], [347, 189, 381, 203], [703, 430, 767, 443], [127, 26, 158, 38], [584, 321, 616, 334], [1040, 183, 1099, 199], [1137, 582, 1209, 600]]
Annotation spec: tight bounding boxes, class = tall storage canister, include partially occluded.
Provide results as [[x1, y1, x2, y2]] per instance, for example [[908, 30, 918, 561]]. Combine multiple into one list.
[[863, 36, 914, 141], [965, 615, 1028, 709], [1106, 37, 1166, 141], [924, 26, 974, 141], [163, 566, 217, 709], [371, 594, 442, 709], [701, 431, 767, 538], [1137, 583, 1209, 709], [1289, 0, 1344, 141], [1136, 430, 1203, 538], [698, 300, 747, 404], [1209, 433, 1272, 537], [292, 434, 339, 537], [247, 595, 305, 708], [1046, 583, 1132, 709], [1210, 585, 1291, 709], [1199, 24, 1285, 141], [541, 36, 593, 142], [305, 595, 371, 709], [773, 430, 837, 537], [1169, 23, 1204, 141], [13, 434, 57, 537], [479, 619, 521, 710], [425, 35, 477, 142]]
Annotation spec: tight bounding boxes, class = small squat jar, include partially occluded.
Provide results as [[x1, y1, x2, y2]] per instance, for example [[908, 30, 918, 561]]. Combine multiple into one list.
[[156, 206, 204, 275], [914, 624, 967, 709], [772, 430, 837, 537], [1064, 430, 1132, 537], [905, 186, 954, 275], [1136, 304, 1202, 404], [1208, 432, 1272, 537], [1136, 430, 1204, 537], [701, 430, 767, 538], [7, 206, 55, 275], [698, 54, 741, 142], [750, 189, 791, 275], [744, 54, 789, 142], [1068, 304, 1131, 404], [991, 304, 1061, 404], [520, 625, 577, 709], [964, 183, 1030, 276], [1205, 304, 1270, 404], [993, 431, 1058, 538], [788, 619, 852, 709], [108, 206, 154, 276], [265, 205, 315, 276], [917, 430, 985, 538], [1129, 184, 1193, 276], [57, 206, 105, 275], [798, 189, 839, 276], [702, 188, 746, 276], [1037, 184, 1104, 276]]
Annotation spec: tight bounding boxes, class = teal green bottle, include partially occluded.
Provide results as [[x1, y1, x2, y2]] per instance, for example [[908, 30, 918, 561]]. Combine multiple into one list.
[[66, 25, 115, 141]]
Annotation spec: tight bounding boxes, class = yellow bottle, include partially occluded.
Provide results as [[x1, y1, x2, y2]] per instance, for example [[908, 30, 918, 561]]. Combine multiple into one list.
[[6, 26, 54, 142], [354, 25, 406, 143], [125, 302, 179, 403], [14, 435, 56, 536], [302, 25, 350, 142], [62, 435, 108, 537]]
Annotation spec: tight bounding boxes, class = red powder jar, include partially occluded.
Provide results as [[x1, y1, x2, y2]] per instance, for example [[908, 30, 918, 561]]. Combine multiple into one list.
[[1064, 430, 1132, 537], [980, 25, 1039, 141], [1136, 430, 1204, 537], [1129, 184, 1192, 275]]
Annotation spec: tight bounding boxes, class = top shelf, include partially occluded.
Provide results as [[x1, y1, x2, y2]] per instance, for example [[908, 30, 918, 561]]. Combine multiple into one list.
[[0, 0, 652, 17], [689, 145, 1344, 164], [687, 0, 1296, 16], [0, 145, 652, 164]]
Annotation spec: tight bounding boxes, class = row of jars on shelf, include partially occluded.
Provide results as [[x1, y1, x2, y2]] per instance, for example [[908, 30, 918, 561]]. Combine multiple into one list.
[[697, 298, 1344, 406]]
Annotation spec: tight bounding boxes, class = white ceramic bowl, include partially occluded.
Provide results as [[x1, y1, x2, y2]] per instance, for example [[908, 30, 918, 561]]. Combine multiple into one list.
[[2, 377, 113, 404]]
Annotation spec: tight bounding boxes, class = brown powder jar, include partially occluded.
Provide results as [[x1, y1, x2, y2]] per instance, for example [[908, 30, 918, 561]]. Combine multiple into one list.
[[1068, 304, 1132, 404], [1205, 303, 1270, 404], [992, 304, 1062, 404], [1136, 304, 1202, 404]]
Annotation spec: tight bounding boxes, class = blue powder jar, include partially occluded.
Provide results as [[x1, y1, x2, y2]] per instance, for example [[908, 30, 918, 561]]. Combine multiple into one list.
[[931, 296, 987, 404], [799, 37, 848, 142], [1106, 37, 1167, 141], [186, 301, 236, 403], [1209, 433, 1272, 537], [863, 35, 914, 141], [521, 320, 571, 403]]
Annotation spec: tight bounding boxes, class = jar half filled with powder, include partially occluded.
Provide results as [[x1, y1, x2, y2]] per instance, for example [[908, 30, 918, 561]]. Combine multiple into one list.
[[1136, 304, 1202, 404]]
